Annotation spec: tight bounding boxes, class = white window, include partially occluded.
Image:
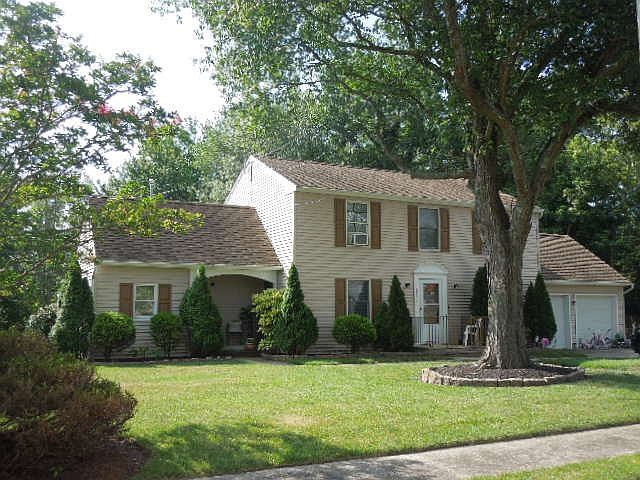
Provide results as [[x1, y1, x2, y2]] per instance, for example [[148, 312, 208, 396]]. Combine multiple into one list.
[[134, 284, 157, 317], [347, 201, 369, 245], [347, 280, 370, 318], [419, 208, 440, 250]]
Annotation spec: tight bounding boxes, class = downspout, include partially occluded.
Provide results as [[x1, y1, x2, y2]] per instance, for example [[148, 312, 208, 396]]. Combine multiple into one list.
[[624, 283, 635, 295]]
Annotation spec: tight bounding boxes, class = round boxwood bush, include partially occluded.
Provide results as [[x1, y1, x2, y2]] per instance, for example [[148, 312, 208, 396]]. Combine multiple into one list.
[[333, 314, 377, 353], [0, 330, 136, 477], [91, 312, 136, 361], [150, 312, 183, 359]]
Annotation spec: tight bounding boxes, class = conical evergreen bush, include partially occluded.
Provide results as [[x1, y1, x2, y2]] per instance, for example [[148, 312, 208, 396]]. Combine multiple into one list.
[[272, 264, 318, 355], [180, 265, 223, 356], [387, 275, 414, 351], [470, 265, 489, 317], [52, 260, 94, 357], [524, 273, 557, 343]]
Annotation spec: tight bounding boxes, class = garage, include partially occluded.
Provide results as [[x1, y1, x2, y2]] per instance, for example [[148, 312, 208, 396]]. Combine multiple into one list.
[[550, 295, 570, 348], [575, 295, 617, 346], [540, 233, 632, 348]]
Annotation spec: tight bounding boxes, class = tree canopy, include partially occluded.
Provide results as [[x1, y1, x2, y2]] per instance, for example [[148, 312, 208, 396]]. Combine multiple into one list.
[[0, 0, 201, 319]]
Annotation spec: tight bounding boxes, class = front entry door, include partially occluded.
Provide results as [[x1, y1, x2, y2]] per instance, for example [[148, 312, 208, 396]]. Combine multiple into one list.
[[416, 278, 448, 344]]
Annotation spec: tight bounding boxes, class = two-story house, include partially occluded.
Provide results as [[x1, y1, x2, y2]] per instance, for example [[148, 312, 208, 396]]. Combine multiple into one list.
[[85, 155, 632, 358]]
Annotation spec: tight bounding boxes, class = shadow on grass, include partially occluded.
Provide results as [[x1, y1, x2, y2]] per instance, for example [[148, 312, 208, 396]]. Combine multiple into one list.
[[582, 371, 640, 392], [97, 358, 255, 369], [136, 422, 359, 479]]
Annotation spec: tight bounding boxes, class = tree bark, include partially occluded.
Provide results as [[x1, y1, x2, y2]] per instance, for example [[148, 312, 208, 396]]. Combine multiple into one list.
[[472, 123, 530, 369]]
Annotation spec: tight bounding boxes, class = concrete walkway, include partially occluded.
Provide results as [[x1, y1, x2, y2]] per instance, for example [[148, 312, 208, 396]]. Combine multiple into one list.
[[199, 424, 640, 480]]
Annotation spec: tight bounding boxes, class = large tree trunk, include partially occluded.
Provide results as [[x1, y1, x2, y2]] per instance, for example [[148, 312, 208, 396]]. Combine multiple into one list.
[[472, 126, 530, 369]]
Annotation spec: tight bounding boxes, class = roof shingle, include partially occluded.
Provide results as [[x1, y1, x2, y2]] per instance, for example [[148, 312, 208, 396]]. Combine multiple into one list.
[[540, 233, 630, 284], [92, 200, 280, 268], [257, 156, 517, 206]]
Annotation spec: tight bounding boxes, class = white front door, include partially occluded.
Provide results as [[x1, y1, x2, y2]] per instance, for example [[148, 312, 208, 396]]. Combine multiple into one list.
[[416, 278, 448, 344]]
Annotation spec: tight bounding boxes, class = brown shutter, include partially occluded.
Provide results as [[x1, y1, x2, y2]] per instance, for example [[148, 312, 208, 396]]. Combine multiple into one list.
[[408, 205, 418, 251], [119, 283, 133, 317], [370, 201, 381, 249], [335, 278, 346, 318], [371, 279, 382, 320], [158, 284, 172, 312], [334, 198, 346, 247], [471, 210, 483, 255], [439, 207, 450, 252]]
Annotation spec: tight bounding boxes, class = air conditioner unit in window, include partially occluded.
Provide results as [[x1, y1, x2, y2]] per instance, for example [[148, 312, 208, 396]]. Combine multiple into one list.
[[351, 233, 369, 245]]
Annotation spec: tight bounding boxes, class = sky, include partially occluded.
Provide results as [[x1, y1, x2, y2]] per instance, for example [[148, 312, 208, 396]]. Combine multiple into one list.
[[49, 0, 224, 182]]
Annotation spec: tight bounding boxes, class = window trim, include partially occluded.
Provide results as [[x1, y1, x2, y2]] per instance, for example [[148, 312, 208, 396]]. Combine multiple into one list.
[[346, 200, 370, 247], [346, 279, 371, 319], [418, 207, 441, 251], [133, 283, 158, 318]]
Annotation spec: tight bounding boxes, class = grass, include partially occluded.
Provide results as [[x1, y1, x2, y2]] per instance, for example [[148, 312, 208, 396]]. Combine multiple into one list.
[[480, 453, 640, 479], [98, 352, 640, 479]]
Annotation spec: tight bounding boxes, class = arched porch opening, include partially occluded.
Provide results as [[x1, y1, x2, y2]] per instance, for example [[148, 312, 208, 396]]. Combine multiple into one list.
[[209, 274, 273, 350]]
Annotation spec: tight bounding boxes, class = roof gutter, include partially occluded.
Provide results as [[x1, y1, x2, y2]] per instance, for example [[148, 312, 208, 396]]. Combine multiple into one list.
[[546, 279, 633, 288], [98, 260, 282, 270], [296, 186, 475, 208], [624, 283, 635, 295], [296, 186, 545, 214]]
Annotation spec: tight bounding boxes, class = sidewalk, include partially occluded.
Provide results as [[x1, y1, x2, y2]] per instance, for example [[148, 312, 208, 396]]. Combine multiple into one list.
[[197, 423, 640, 480]]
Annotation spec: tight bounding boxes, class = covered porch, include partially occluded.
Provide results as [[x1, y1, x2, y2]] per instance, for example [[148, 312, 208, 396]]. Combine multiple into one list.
[[197, 265, 282, 351]]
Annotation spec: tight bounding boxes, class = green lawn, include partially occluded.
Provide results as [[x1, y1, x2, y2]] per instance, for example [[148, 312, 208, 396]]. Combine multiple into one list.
[[98, 353, 640, 479], [480, 453, 640, 479]]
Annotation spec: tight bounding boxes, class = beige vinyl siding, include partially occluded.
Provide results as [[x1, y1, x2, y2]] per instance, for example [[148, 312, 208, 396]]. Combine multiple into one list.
[[93, 264, 191, 359], [293, 191, 540, 351], [546, 283, 626, 346], [225, 157, 293, 285]]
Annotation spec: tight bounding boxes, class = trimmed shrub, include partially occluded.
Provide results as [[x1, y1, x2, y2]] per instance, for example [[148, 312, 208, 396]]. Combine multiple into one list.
[[0, 330, 136, 477], [470, 265, 489, 317], [333, 314, 376, 353], [386, 275, 414, 351], [631, 329, 640, 355], [524, 273, 557, 344], [180, 265, 223, 356], [272, 264, 318, 355], [253, 288, 284, 352], [374, 301, 392, 350], [91, 312, 136, 361], [27, 304, 57, 336], [52, 261, 94, 357], [150, 312, 183, 359]]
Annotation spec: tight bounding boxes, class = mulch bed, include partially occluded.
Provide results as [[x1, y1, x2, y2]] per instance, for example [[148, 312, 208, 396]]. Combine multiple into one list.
[[8, 438, 149, 480], [422, 362, 585, 387]]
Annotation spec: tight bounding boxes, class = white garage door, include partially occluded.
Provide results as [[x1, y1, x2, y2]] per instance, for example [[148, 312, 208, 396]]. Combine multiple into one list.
[[550, 295, 570, 348], [576, 295, 616, 344]]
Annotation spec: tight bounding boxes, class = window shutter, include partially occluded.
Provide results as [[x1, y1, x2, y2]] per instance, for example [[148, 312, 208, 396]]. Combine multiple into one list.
[[370, 201, 381, 249], [471, 210, 483, 255], [335, 278, 346, 318], [407, 205, 418, 251], [158, 284, 172, 312], [119, 283, 133, 317], [439, 207, 450, 252], [334, 198, 346, 247], [371, 279, 383, 321]]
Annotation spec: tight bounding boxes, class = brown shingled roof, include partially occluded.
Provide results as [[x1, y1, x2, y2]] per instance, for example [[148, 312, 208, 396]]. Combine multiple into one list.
[[540, 233, 630, 284], [92, 200, 281, 268], [257, 156, 517, 206]]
